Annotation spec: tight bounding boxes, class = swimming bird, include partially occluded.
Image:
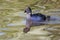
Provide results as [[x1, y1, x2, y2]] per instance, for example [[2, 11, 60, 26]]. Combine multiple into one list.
[[23, 7, 48, 33]]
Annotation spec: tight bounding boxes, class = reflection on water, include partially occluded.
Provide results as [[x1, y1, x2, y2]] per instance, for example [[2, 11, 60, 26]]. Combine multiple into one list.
[[0, 32, 5, 36], [7, 15, 60, 27], [1, 23, 60, 39], [0, 28, 8, 30], [0, 12, 60, 40], [7, 20, 26, 26]]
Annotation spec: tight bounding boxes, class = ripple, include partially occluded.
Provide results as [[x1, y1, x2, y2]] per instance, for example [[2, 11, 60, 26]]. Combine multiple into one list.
[[0, 32, 5, 36], [7, 20, 26, 26], [0, 28, 8, 30]]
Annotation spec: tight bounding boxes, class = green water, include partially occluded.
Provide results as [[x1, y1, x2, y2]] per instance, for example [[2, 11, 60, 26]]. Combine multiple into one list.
[[0, 11, 60, 40], [0, 23, 60, 40], [0, 10, 60, 40], [0, 0, 60, 40]]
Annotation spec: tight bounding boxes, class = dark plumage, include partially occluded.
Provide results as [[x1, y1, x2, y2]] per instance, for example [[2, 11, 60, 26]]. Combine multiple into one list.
[[23, 7, 47, 33], [30, 13, 46, 22]]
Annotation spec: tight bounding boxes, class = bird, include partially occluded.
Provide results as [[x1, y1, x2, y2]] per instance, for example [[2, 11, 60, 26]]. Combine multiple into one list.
[[23, 6, 47, 33]]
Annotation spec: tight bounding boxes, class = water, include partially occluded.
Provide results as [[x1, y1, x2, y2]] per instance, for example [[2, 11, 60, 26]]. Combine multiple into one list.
[[7, 20, 26, 26], [0, 28, 8, 30], [0, 12, 60, 40], [7, 15, 60, 27], [0, 32, 5, 36]]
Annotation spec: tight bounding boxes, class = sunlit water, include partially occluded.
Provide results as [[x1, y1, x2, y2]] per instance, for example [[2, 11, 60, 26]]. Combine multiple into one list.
[[0, 12, 60, 40], [0, 32, 5, 36]]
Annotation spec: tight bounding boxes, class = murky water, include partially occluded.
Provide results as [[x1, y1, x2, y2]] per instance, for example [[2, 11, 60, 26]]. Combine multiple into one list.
[[0, 32, 5, 36], [0, 11, 60, 40]]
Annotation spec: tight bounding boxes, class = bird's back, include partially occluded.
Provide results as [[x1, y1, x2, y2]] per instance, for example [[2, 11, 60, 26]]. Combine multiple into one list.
[[30, 13, 46, 22]]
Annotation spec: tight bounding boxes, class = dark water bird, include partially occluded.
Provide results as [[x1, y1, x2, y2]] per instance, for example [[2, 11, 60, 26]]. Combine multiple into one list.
[[23, 6, 49, 33]]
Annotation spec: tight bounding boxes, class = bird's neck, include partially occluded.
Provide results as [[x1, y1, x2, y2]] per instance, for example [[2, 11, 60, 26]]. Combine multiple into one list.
[[27, 13, 32, 16]]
